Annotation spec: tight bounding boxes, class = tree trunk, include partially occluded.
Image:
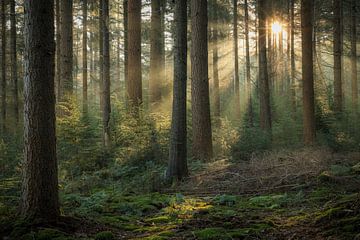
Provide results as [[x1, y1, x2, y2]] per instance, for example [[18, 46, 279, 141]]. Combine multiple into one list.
[[212, 4, 220, 121], [82, 0, 88, 113], [59, 0, 73, 99], [149, 0, 162, 106], [101, 0, 111, 148], [10, 0, 18, 124], [233, 0, 240, 119], [127, 0, 142, 112], [290, 0, 296, 111], [56, 0, 61, 100], [258, 0, 272, 131], [1, 0, 6, 133], [301, 0, 316, 145], [244, 0, 253, 126], [351, 0, 358, 111], [99, 0, 104, 112], [333, 0, 342, 113], [167, 0, 188, 181], [123, 0, 128, 104], [22, 0, 59, 222], [191, 0, 213, 161]]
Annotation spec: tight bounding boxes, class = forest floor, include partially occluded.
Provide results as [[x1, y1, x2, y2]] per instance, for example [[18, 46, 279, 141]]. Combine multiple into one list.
[[1, 148, 360, 240]]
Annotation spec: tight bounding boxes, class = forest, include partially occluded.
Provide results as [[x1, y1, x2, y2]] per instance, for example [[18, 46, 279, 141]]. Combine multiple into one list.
[[0, 0, 360, 239]]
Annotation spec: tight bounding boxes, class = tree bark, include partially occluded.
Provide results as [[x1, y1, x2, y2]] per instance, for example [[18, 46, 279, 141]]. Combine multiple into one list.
[[101, 0, 111, 148], [351, 0, 358, 111], [167, 0, 188, 181], [59, 0, 73, 99], [149, 0, 162, 106], [1, 0, 6, 133], [123, 0, 128, 104], [82, 0, 88, 113], [212, 3, 220, 120], [22, 0, 59, 222], [56, 0, 61, 100], [333, 0, 342, 113], [290, 0, 296, 111], [233, 0, 240, 119], [127, 0, 142, 112], [191, 0, 213, 161], [301, 0, 316, 145], [10, 0, 18, 124], [244, 0, 253, 126], [258, 0, 272, 131]]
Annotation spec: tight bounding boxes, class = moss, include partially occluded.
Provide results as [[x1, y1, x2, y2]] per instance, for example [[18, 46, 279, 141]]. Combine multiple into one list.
[[194, 227, 229, 240], [94, 231, 114, 240], [144, 215, 172, 224], [330, 165, 352, 176], [249, 194, 287, 209], [194, 224, 271, 240], [36, 228, 71, 240]]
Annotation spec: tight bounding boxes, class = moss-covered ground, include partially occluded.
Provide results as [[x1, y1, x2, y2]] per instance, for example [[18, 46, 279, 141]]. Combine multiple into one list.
[[1, 155, 360, 239]]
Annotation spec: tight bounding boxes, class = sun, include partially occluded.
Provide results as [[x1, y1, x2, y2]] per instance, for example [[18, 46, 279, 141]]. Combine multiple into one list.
[[271, 21, 282, 34]]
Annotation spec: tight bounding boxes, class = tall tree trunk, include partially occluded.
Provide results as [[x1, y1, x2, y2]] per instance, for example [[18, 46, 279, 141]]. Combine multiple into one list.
[[244, 0, 253, 126], [59, 0, 73, 99], [149, 0, 162, 106], [333, 0, 342, 113], [351, 0, 358, 111], [123, 0, 128, 103], [191, 0, 213, 161], [233, 0, 240, 118], [10, 0, 18, 124], [160, 0, 166, 91], [1, 0, 6, 133], [22, 0, 59, 222], [101, 0, 111, 148], [99, 0, 104, 112], [82, 0, 88, 113], [301, 0, 316, 145], [212, 4, 220, 120], [258, 0, 272, 131], [167, 0, 188, 181], [127, 0, 142, 112], [56, 0, 61, 100], [290, 0, 296, 111]]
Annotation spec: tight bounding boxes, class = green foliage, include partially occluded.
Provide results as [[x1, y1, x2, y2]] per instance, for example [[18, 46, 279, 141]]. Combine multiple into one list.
[[94, 231, 114, 240], [57, 98, 103, 177], [231, 127, 272, 161]]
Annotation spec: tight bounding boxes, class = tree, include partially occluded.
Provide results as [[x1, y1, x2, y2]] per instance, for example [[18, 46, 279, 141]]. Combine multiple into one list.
[[191, 0, 213, 161], [59, 0, 73, 99], [101, 0, 111, 148], [127, 0, 142, 112], [244, 0, 253, 126], [82, 0, 88, 113], [351, 0, 358, 111], [258, 0, 272, 131], [10, 0, 18, 124], [21, 0, 59, 222], [1, 0, 6, 133], [301, 0, 316, 145], [167, 0, 188, 181], [290, 0, 296, 110], [333, 0, 342, 113], [56, 0, 61, 100], [149, 0, 162, 105], [233, 0, 240, 118], [212, 1, 220, 120], [124, 0, 128, 103]]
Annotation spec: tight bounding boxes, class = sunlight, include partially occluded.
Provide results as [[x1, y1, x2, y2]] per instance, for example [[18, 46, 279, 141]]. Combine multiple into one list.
[[271, 21, 282, 34]]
